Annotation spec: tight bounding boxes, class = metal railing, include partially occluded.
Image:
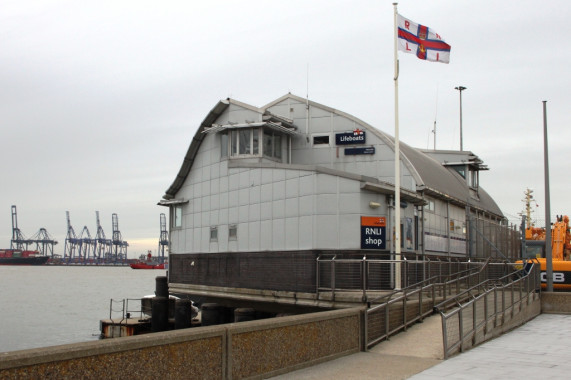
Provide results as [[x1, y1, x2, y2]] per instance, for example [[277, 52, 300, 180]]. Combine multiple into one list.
[[314, 256, 533, 350], [315, 255, 513, 299], [434, 261, 541, 359], [364, 263, 491, 349], [108, 298, 147, 321]]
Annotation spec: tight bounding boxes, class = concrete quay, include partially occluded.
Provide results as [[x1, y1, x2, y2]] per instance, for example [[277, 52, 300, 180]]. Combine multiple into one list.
[[271, 292, 571, 380]]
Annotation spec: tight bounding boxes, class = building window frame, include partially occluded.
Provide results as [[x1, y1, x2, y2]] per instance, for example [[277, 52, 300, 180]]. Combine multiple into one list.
[[263, 129, 283, 160], [221, 127, 286, 162], [312, 133, 330, 147], [468, 170, 479, 190], [210, 226, 218, 242], [173, 205, 183, 229], [229, 224, 237, 240], [229, 128, 260, 157], [426, 199, 436, 213]]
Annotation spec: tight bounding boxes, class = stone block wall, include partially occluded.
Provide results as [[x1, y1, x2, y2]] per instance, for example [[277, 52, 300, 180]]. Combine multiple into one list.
[[0, 308, 361, 380]]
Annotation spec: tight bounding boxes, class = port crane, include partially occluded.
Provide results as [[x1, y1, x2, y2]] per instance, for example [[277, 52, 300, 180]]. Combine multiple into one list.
[[10, 205, 29, 250], [94, 211, 112, 260], [111, 213, 128, 262], [78, 225, 96, 260], [64, 211, 81, 260], [10, 205, 57, 256], [28, 228, 58, 257], [158, 213, 168, 263]]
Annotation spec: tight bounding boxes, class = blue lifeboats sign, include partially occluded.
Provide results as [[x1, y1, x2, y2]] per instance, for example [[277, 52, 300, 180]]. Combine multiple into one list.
[[336, 129, 366, 145]]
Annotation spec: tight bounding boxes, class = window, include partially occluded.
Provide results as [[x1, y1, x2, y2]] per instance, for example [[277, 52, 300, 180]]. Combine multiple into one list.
[[222, 127, 284, 161], [313, 134, 330, 146], [469, 170, 479, 189], [263, 129, 282, 160], [238, 129, 250, 154], [453, 167, 466, 178], [229, 128, 260, 157], [210, 226, 218, 242], [173, 206, 183, 228], [252, 129, 259, 155], [229, 224, 237, 240], [426, 199, 435, 212]]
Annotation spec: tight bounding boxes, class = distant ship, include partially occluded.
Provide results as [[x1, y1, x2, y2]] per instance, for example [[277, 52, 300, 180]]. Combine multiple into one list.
[[130, 251, 166, 270], [0, 249, 49, 265]]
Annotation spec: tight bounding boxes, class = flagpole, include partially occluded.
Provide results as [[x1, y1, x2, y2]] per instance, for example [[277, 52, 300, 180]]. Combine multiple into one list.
[[393, 2, 401, 290]]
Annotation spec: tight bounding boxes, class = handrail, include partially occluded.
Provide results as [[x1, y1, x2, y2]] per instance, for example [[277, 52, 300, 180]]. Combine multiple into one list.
[[108, 298, 146, 322], [368, 275, 439, 305], [361, 258, 534, 351], [365, 279, 438, 349], [435, 261, 540, 359], [316, 256, 502, 304], [433, 263, 531, 313]]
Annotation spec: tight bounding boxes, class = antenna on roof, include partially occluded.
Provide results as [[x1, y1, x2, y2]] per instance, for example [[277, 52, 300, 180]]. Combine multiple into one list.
[[432, 86, 439, 150], [306, 63, 310, 141]]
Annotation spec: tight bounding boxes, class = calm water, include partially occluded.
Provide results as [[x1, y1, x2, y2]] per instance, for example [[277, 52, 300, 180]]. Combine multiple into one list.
[[0, 266, 164, 353]]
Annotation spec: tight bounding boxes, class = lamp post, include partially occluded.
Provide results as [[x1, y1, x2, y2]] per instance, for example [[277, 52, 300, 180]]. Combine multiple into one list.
[[455, 86, 467, 151]]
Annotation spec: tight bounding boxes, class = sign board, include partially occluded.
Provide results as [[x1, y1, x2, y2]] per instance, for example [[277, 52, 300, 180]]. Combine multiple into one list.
[[361, 216, 386, 249], [345, 147, 375, 155], [335, 129, 366, 145]]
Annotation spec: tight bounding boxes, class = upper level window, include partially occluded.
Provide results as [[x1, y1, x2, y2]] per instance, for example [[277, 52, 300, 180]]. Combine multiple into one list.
[[221, 127, 284, 161], [263, 129, 282, 160], [469, 170, 479, 189], [426, 199, 435, 212], [231, 128, 259, 156], [173, 205, 183, 228], [453, 167, 466, 179], [313, 134, 330, 146]]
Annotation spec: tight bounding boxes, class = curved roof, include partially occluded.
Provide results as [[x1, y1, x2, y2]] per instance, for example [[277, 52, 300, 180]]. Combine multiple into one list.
[[398, 140, 502, 216], [162, 94, 503, 218], [163, 99, 231, 199]]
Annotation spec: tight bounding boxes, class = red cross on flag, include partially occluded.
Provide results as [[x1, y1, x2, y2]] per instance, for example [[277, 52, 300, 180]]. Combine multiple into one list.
[[397, 14, 451, 64]]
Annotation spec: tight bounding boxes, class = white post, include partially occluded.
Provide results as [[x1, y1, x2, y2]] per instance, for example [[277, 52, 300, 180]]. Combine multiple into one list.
[[543, 100, 553, 292], [393, 3, 401, 290]]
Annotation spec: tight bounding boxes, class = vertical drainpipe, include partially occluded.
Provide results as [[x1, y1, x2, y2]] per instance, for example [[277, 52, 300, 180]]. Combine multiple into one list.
[[447, 201, 451, 257], [465, 204, 471, 260], [419, 201, 425, 257], [419, 203, 426, 283]]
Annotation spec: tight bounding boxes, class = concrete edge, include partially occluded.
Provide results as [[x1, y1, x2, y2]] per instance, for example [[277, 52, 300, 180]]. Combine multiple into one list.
[[541, 292, 571, 314], [227, 307, 364, 334], [247, 348, 361, 380], [0, 307, 363, 372], [0, 325, 226, 370]]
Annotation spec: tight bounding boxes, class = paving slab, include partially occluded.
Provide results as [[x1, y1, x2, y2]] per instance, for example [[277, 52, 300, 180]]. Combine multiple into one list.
[[271, 313, 571, 380], [410, 313, 571, 379], [271, 313, 444, 380]]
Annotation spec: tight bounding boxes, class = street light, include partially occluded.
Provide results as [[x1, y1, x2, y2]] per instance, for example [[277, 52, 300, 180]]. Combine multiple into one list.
[[455, 86, 467, 151]]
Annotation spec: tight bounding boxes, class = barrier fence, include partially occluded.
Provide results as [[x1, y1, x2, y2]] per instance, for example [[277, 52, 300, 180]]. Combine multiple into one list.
[[316, 256, 518, 297], [315, 256, 535, 351], [434, 261, 541, 359]]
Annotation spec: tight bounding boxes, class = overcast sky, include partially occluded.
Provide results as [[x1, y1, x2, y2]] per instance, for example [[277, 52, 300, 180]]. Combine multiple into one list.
[[1, 0, 569, 257]]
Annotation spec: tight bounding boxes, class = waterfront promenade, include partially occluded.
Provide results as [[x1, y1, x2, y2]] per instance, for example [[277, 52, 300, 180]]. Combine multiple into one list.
[[272, 312, 571, 379]]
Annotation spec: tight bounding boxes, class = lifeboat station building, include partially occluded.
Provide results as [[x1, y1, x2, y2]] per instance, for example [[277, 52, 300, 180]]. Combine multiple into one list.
[[159, 94, 514, 310]]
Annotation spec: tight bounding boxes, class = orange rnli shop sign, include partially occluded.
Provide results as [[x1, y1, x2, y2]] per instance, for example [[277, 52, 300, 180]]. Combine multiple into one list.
[[361, 216, 386, 249]]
